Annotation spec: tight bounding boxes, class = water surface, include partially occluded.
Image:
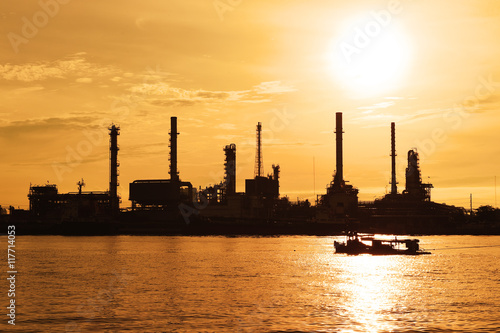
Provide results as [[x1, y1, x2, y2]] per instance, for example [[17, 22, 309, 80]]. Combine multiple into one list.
[[4, 235, 500, 332]]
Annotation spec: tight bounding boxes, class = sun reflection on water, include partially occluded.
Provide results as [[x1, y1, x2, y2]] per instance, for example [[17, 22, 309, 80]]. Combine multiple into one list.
[[335, 255, 413, 333]]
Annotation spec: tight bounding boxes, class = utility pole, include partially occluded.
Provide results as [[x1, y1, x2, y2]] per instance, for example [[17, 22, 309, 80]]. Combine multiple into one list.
[[470, 193, 473, 215], [313, 156, 316, 198]]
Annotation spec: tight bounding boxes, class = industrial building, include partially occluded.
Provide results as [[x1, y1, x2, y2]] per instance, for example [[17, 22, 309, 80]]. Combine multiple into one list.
[[27, 125, 121, 223], [358, 122, 466, 234], [245, 122, 280, 200], [4, 112, 474, 234], [28, 182, 112, 222], [128, 117, 195, 222], [198, 122, 281, 222], [316, 112, 359, 222]]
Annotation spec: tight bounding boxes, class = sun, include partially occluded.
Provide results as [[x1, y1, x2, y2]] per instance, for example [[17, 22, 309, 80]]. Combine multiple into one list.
[[328, 21, 412, 98]]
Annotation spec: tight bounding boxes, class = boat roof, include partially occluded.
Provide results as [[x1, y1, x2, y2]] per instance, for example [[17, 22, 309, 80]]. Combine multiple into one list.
[[358, 236, 419, 243]]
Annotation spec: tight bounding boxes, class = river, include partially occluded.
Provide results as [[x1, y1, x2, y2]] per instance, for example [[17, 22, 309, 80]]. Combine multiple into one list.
[[3, 235, 500, 332]]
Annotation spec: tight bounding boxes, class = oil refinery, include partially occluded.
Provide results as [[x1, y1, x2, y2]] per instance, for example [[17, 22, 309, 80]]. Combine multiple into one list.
[[1, 113, 496, 235]]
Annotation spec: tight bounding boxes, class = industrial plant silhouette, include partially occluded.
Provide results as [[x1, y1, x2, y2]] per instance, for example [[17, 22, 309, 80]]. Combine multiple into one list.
[[2, 113, 496, 235]]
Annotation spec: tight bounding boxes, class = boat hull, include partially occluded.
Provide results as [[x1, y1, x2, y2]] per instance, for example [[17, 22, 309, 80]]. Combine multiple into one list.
[[334, 237, 431, 255]]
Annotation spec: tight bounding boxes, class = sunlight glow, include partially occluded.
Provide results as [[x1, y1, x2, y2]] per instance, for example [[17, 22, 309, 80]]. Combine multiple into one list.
[[329, 21, 412, 99]]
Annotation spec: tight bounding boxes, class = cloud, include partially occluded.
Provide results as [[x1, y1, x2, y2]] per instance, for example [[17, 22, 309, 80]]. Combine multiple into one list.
[[403, 108, 448, 123], [213, 134, 244, 141], [0, 116, 98, 140], [225, 91, 251, 101], [76, 78, 93, 83], [216, 123, 237, 130], [358, 101, 395, 110], [0, 63, 65, 81], [254, 81, 297, 94], [0, 54, 117, 82], [352, 107, 445, 128], [195, 91, 229, 99], [129, 82, 236, 107], [10, 86, 45, 94], [126, 79, 296, 108], [122, 142, 168, 157], [150, 99, 197, 107], [470, 94, 500, 113], [241, 99, 272, 104], [129, 83, 228, 99]]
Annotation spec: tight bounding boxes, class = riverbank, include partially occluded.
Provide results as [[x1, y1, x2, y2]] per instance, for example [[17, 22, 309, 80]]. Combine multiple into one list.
[[2, 220, 500, 236]]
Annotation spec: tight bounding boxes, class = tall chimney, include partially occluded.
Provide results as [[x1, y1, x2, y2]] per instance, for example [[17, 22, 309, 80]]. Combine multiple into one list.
[[224, 143, 236, 195], [169, 117, 179, 182], [390, 122, 398, 195], [109, 124, 120, 215], [334, 112, 343, 188]]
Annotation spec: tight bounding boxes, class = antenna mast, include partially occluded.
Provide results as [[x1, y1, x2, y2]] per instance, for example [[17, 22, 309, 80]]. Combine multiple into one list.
[[254, 122, 263, 177]]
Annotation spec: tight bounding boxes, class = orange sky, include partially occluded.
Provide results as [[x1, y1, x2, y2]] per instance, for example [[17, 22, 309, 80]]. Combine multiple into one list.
[[1, 0, 500, 209]]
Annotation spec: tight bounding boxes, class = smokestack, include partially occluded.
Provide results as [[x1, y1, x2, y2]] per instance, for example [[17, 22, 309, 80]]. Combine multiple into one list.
[[109, 124, 120, 214], [224, 143, 236, 195], [334, 112, 343, 187], [169, 117, 179, 182], [390, 122, 397, 195]]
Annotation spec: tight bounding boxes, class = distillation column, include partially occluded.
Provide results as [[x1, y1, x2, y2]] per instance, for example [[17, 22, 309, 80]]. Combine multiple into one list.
[[169, 116, 179, 183], [224, 143, 236, 195], [390, 122, 398, 195]]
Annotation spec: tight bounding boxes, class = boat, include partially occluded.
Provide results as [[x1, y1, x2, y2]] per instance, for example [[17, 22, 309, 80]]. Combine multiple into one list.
[[334, 231, 431, 255]]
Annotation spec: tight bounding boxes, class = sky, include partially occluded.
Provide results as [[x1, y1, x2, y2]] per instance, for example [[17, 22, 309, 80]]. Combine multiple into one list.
[[1, 0, 500, 209]]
